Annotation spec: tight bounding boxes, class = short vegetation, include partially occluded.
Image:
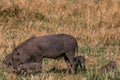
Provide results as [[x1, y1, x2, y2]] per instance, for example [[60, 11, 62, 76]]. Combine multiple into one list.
[[0, 0, 120, 80]]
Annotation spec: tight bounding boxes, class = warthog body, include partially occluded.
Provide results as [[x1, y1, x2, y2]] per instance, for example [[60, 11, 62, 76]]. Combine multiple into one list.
[[100, 60, 118, 73], [3, 34, 78, 73], [15, 62, 41, 75], [74, 55, 86, 73]]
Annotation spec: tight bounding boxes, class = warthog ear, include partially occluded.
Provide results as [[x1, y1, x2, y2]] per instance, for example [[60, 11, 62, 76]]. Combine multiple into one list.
[[13, 41, 17, 52], [13, 42, 16, 49], [14, 48, 17, 52]]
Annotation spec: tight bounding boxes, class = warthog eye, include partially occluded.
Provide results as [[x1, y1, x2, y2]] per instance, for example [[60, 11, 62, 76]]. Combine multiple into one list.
[[17, 53, 20, 55]]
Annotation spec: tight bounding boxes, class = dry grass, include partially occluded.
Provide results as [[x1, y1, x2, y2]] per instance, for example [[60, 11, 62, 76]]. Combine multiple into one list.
[[0, 0, 120, 80]]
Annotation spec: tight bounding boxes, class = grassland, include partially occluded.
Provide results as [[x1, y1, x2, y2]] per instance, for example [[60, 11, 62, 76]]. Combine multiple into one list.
[[0, 0, 120, 80]]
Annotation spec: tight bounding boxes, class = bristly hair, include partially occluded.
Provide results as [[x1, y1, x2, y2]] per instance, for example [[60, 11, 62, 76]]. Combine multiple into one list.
[[15, 36, 36, 49]]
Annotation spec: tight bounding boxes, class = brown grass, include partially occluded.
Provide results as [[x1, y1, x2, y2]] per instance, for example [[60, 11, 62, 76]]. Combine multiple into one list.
[[0, 0, 120, 80]]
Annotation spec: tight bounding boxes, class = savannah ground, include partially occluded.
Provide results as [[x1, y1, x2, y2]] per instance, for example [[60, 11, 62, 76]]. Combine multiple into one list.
[[0, 0, 120, 80]]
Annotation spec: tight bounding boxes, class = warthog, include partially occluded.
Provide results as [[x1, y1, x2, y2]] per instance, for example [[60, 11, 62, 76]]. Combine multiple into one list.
[[3, 34, 78, 74], [15, 62, 42, 75], [100, 60, 118, 73], [74, 55, 86, 73]]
